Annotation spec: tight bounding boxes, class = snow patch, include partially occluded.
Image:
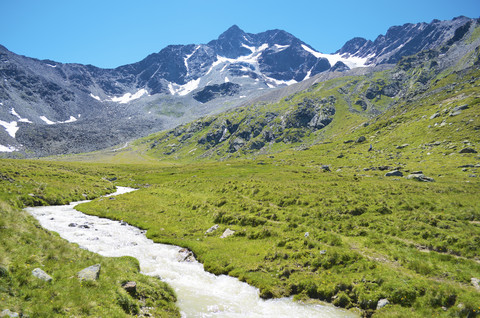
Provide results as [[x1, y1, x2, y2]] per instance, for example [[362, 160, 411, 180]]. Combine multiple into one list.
[[40, 116, 56, 125], [301, 44, 372, 69], [225, 77, 230, 83], [274, 44, 290, 51], [62, 116, 77, 123], [46, 64, 56, 68], [265, 76, 297, 86], [241, 43, 256, 53], [0, 144, 18, 152], [184, 46, 200, 76], [90, 93, 102, 101], [206, 44, 270, 76], [109, 89, 148, 104], [10, 108, 32, 123], [169, 78, 201, 96], [0, 120, 19, 138]]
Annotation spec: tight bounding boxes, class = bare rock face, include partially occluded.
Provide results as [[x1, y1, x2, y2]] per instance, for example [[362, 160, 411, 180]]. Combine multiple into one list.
[[77, 264, 101, 281]]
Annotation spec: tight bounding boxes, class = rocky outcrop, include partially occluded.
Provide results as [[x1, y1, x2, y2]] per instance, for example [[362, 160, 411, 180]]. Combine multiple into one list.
[[193, 83, 240, 103]]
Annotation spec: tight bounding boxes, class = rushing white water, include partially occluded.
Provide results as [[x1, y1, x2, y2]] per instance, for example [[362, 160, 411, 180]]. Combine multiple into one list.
[[26, 187, 357, 318]]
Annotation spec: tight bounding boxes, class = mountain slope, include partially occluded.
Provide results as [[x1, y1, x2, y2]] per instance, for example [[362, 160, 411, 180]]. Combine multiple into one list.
[[0, 17, 478, 157], [129, 20, 480, 162]]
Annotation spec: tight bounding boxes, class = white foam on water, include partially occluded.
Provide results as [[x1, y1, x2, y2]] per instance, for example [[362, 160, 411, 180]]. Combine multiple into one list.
[[26, 187, 357, 318]]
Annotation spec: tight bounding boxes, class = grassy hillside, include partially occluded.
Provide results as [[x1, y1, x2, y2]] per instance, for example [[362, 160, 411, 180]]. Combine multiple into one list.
[[0, 160, 179, 317], [75, 63, 480, 317]]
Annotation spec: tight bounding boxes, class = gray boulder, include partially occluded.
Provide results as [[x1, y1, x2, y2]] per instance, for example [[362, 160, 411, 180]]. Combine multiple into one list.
[[407, 173, 435, 182], [452, 104, 469, 112], [385, 170, 403, 177], [77, 264, 101, 281], [356, 136, 366, 143], [178, 248, 196, 262], [396, 144, 409, 149], [205, 224, 219, 234], [220, 228, 235, 238], [472, 277, 480, 291], [430, 112, 440, 119], [459, 148, 478, 154], [377, 298, 390, 309], [122, 281, 137, 295], [32, 268, 53, 282], [0, 310, 19, 317]]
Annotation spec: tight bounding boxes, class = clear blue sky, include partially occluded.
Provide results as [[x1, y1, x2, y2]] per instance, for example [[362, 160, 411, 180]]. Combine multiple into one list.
[[1, 0, 478, 68]]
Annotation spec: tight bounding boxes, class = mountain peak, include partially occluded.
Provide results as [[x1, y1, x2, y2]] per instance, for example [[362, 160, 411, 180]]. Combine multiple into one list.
[[218, 25, 246, 39]]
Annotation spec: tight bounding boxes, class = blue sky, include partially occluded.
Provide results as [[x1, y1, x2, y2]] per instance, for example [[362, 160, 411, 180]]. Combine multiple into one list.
[[1, 0, 478, 68]]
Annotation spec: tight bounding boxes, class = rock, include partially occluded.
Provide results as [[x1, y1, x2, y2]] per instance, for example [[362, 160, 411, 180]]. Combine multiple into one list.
[[452, 104, 469, 112], [79, 224, 90, 229], [458, 164, 475, 168], [396, 144, 409, 149], [205, 224, 219, 234], [304, 232, 310, 238], [385, 170, 403, 177], [430, 112, 440, 119], [355, 136, 366, 143], [220, 228, 235, 238], [411, 171, 423, 174], [378, 166, 391, 171], [337, 154, 344, 158], [321, 165, 331, 172], [450, 110, 462, 116], [178, 248, 196, 262], [368, 144, 373, 151], [77, 264, 101, 281], [122, 281, 137, 295], [377, 298, 390, 310], [0, 310, 19, 317], [472, 277, 480, 291], [32, 268, 53, 282], [343, 140, 354, 144], [319, 250, 327, 255], [68, 223, 77, 227], [459, 148, 478, 153], [407, 174, 435, 182]]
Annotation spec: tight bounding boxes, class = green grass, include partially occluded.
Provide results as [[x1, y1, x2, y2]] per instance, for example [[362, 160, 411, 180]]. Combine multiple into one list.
[[0, 160, 180, 317]]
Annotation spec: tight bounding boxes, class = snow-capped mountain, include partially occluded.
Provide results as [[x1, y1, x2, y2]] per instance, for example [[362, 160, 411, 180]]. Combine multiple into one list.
[[0, 17, 477, 156]]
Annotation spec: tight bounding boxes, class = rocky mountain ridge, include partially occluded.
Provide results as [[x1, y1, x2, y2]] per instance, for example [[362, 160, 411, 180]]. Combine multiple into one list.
[[0, 16, 477, 157]]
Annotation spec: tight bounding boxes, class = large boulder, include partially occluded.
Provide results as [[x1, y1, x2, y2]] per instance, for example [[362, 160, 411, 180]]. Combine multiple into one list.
[[77, 264, 101, 281]]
